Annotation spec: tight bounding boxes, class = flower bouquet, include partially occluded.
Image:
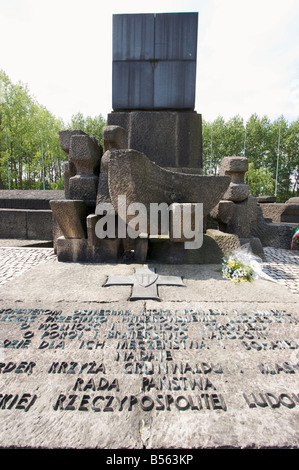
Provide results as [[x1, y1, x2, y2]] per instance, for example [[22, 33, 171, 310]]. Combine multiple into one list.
[[222, 254, 253, 283]]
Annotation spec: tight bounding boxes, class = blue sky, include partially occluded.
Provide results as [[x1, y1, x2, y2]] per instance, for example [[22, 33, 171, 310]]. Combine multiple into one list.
[[1, 0, 298, 123]]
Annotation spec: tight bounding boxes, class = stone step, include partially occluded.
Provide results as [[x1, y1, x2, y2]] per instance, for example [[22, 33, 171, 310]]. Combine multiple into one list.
[[0, 208, 53, 240], [0, 190, 64, 210]]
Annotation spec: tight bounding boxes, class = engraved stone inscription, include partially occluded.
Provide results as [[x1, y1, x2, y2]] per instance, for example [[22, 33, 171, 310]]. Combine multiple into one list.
[[0, 305, 298, 447]]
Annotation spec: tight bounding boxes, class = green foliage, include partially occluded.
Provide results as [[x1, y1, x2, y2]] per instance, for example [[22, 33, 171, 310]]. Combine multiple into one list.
[[49, 177, 65, 190], [245, 162, 275, 196], [203, 113, 299, 202], [1, 69, 297, 202], [69, 112, 106, 147], [0, 70, 66, 189], [0, 71, 106, 190]]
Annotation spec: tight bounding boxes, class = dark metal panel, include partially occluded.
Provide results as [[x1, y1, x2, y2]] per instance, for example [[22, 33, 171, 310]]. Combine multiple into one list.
[[154, 61, 196, 109], [113, 14, 155, 61], [112, 61, 154, 110], [155, 13, 198, 60], [112, 12, 198, 110]]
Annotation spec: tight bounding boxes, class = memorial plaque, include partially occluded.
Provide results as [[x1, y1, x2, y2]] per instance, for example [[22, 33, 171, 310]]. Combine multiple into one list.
[[0, 246, 298, 450], [0, 297, 298, 449]]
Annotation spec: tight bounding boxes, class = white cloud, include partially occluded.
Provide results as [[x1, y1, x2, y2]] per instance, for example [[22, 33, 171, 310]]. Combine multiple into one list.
[[0, 0, 298, 123]]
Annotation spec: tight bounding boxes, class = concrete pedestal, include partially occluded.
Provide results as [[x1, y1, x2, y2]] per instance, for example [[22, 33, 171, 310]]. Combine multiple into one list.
[[107, 111, 203, 169]]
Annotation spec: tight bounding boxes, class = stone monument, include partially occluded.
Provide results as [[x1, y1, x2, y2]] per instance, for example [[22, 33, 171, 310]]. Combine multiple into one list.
[[50, 12, 298, 264], [0, 12, 298, 452], [50, 12, 235, 264]]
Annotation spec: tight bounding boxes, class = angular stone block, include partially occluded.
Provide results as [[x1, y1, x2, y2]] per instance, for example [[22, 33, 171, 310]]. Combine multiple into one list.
[[0, 209, 27, 239], [69, 175, 99, 203], [147, 231, 239, 264], [63, 161, 76, 199], [107, 111, 203, 168], [68, 134, 103, 202], [50, 200, 87, 239], [87, 211, 125, 246], [86, 213, 125, 261], [210, 200, 235, 225], [69, 134, 102, 176], [59, 130, 87, 155], [282, 204, 299, 223], [91, 238, 123, 262], [103, 126, 128, 152], [251, 206, 281, 248], [0, 190, 64, 210], [206, 229, 241, 257], [56, 237, 89, 262], [96, 150, 115, 205], [257, 196, 277, 203], [260, 203, 299, 224], [147, 236, 202, 264], [220, 156, 248, 179], [220, 156, 249, 202], [222, 183, 250, 202], [226, 197, 258, 238], [106, 149, 230, 232], [259, 203, 286, 223], [86, 214, 100, 246], [286, 197, 299, 204], [0, 208, 53, 240], [56, 236, 122, 263], [87, 213, 118, 246], [26, 210, 53, 240]]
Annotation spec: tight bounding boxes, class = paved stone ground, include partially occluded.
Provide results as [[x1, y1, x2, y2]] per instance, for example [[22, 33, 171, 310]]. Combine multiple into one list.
[[0, 244, 298, 449], [0, 245, 298, 294], [0, 247, 56, 287], [263, 247, 299, 295]]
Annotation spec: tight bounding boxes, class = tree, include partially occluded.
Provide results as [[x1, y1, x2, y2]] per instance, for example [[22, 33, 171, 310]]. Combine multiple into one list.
[[0, 70, 66, 189], [269, 116, 298, 202], [245, 162, 275, 196], [286, 120, 299, 196], [225, 115, 245, 156], [69, 112, 106, 147], [202, 113, 299, 202], [202, 116, 227, 175], [203, 115, 245, 175], [244, 114, 272, 168]]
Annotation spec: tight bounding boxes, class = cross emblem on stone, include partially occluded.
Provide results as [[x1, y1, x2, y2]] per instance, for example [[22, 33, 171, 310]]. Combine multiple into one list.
[[104, 266, 185, 301]]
